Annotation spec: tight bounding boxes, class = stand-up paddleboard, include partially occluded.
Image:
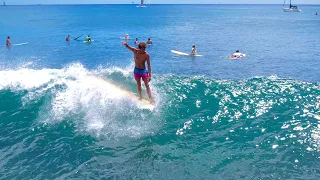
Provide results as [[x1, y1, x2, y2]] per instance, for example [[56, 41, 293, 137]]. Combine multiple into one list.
[[171, 50, 203, 57], [229, 54, 246, 60], [12, 42, 29, 46], [91, 76, 155, 110]]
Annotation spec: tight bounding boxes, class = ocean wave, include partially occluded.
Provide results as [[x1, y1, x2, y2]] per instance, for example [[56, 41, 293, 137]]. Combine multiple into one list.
[[0, 64, 319, 151]]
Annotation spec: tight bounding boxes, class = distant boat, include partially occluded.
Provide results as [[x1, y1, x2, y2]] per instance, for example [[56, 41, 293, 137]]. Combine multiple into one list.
[[3, 1, 6, 6], [136, 0, 146, 8], [283, 0, 301, 12]]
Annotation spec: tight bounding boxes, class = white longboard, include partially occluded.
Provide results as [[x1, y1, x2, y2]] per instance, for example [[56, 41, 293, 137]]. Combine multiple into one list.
[[12, 42, 29, 46], [171, 50, 203, 57], [92, 76, 155, 110]]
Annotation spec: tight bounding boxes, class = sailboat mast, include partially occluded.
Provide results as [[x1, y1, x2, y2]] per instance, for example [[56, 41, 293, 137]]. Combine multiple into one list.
[[290, 0, 292, 8], [141, 0, 144, 5]]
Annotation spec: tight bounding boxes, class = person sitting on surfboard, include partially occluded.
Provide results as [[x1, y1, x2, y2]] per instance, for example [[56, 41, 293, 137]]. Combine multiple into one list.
[[147, 38, 152, 44], [85, 35, 91, 42], [6, 36, 11, 46], [122, 41, 153, 103], [134, 38, 139, 44], [231, 50, 242, 58], [190, 44, 197, 56], [66, 35, 70, 42]]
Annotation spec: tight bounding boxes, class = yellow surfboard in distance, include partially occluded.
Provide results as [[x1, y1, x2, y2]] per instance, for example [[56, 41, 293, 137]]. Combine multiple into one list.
[[171, 50, 203, 57], [91, 76, 154, 108]]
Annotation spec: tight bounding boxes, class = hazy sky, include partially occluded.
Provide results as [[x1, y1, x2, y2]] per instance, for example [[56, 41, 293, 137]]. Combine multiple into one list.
[[3, 0, 320, 5]]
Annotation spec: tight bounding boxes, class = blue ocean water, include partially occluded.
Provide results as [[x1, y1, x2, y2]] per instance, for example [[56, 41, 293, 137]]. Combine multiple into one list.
[[0, 4, 320, 179]]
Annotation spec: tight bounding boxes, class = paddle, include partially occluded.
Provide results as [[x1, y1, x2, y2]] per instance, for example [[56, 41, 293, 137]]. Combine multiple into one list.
[[74, 34, 83, 41]]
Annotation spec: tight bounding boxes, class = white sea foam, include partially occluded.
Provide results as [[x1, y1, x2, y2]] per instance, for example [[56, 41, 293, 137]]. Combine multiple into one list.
[[0, 63, 161, 138]]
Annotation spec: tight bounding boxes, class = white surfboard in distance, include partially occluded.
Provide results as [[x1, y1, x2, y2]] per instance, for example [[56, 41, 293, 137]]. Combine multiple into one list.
[[92, 76, 155, 110], [171, 50, 203, 57], [12, 42, 29, 46]]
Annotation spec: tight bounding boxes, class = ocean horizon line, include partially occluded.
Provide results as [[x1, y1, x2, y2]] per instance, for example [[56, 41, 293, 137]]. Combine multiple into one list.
[[1, 3, 319, 6]]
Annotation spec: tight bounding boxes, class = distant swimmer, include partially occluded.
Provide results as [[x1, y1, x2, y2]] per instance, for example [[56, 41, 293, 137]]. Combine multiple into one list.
[[316, 12, 318, 15], [66, 35, 70, 42], [85, 35, 92, 42], [6, 36, 11, 46], [190, 44, 197, 56], [147, 38, 152, 44], [125, 34, 130, 40], [134, 38, 139, 44], [122, 41, 153, 103]]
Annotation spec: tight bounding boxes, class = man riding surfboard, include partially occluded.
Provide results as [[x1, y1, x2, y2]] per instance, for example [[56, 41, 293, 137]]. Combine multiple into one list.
[[122, 41, 153, 103]]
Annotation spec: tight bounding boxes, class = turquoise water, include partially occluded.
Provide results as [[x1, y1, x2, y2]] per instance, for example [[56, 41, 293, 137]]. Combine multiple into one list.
[[1, 4, 320, 179]]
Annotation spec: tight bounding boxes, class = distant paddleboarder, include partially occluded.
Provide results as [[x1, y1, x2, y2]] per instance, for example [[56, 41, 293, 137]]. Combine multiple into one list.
[[122, 41, 153, 102]]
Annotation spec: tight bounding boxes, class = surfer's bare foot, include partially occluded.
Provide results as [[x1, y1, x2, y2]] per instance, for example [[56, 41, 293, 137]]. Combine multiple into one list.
[[149, 97, 154, 104]]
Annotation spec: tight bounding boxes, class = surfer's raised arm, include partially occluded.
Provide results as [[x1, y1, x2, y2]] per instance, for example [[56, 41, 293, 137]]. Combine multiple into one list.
[[122, 41, 136, 52]]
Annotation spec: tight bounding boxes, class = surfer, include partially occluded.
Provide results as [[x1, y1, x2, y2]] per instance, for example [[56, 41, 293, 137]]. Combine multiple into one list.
[[231, 50, 242, 58], [190, 44, 197, 56], [6, 36, 11, 46], [134, 38, 139, 44], [66, 35, 70, 42], [122, 41, 153, 102], [125, 34, 130, 40], [147, 38, 152, 44], [85, 35, 91, 42]]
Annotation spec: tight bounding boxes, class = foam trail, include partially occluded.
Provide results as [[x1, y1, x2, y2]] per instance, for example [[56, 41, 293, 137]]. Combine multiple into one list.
[[0, 63, 162, 138]]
